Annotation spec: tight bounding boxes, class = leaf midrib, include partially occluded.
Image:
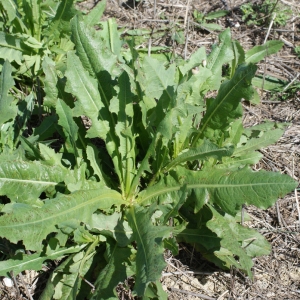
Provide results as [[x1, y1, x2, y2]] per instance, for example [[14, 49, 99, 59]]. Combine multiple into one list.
[[0, 191, 124, 229], [139, 181, 291, 204], [192, 67, 251, 146]]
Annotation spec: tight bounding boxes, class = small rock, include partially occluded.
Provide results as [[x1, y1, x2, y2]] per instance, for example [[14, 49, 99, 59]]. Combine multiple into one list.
[[3, 277, 13, 288]]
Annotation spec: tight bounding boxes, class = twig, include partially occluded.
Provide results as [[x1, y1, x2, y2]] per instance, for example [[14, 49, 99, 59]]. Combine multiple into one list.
[[261, 100, 282, 104], [280, 0, 300, 8], [264, 12, 276, 44], [217, 290, 229, 300], [241, 204, 245, 225], [141, 19, 170, 23], [19, 272, 34, 300], [10, 271, 21, 299], [293, 156, 300, 227], [79, 275, 95, 293], [184, 17, 189, 60], [261, 28, 297, 32], [169, 287, 216, 300], [148, 36, 152, 57], [162, 270, 221, 277], [261, 12, 277, 91], [184, 0, 190, 28], [242, 104, 260, 118], [283, 73, 300, 92], [276, 201, 282, 226]]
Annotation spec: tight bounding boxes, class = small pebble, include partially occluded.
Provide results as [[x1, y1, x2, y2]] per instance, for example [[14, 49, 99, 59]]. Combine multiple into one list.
[[3, 277, 14, 288]]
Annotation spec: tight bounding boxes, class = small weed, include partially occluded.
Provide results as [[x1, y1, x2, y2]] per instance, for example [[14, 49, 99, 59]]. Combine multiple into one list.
[[295, 46, 300, 57], [193, 9, 228, 31], [240, 0, 292, 27]]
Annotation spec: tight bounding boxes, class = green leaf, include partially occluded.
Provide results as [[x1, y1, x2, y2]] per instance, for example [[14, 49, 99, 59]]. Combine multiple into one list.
[[245, 40, 284, 64], [0, 188, 125, 251], [20, 136, 44, 160], [252, 75, 287, 91], [31, 114, 58, 141], [1, 0, 18, 24], [0, 60, 17, 125], [46, 0, 78, 38], [206, 205, 271, 277], [83, 0, 106, 27], [205, 28, 234, 90], [65, 52, 109, 140], [219, 152, 264, 169], [0, 32, 24, 65], [56, 99, 79, 157], [113, 71, 136, 195], [164, 139, 233, 172], [89, 212, 132, 247], [86, 144, 107, 183], [140, 56, 176, 103], [179, 47, 206, 76], [139, 166, 297, 215], [43, 244, 96, 300], [177, 206, 271, 278], [234, 128, 284, 157], [205, 10, 228, 20], [0, 244, 85, 276], [0, 160, 67, 202], [91, 240, 134, 300], [42, 57, 59, 108], [193, 63, 256, 144], [70, 15, 118, 76], [230, 40, 245, 77], [127, 206, 171, 296], [98, 18, 123, 57], [65, 52, 121, 181], [22, 0, 42, 41], [199, 22, 223, 31]]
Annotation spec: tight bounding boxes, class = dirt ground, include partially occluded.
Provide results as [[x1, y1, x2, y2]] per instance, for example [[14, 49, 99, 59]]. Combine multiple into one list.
[[1, 0, 299, 299]]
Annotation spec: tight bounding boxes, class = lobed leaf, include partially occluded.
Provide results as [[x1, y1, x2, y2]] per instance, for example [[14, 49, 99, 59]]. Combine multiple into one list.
[[0, 32, 24, 65], [0, 160, 67, 202], [113, 71, 136, 195], [139, 166, 297, 215], [245, 40, 284, 64], [164, 139, 233, 172], [46, 0, 78, 39], [140, 56, 176, 103], [56, 99, 79, 157], [206, 205, 271, 277], [177, 206, 270, 277], [83, 0, 106, 27], [65, 52, 122, 182], [89, 212, 132, 247], [91, 240, 134, 300], [0, 188, 125, 251], [127, 206, 171, 296], [22, 0, 42, 41], [1, 0, 18, 24], [0, 244, 85, 277], [0, 61, 17, 125], [234, 128, 284, 157], [42, 57, 59, 108], [71, 15, 118, 77], [193, 63, 257, 144], [205, 28, 234, 90]]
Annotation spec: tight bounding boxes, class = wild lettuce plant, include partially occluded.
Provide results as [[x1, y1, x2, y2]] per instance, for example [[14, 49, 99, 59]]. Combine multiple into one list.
[[0, 12, 297, 300]]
